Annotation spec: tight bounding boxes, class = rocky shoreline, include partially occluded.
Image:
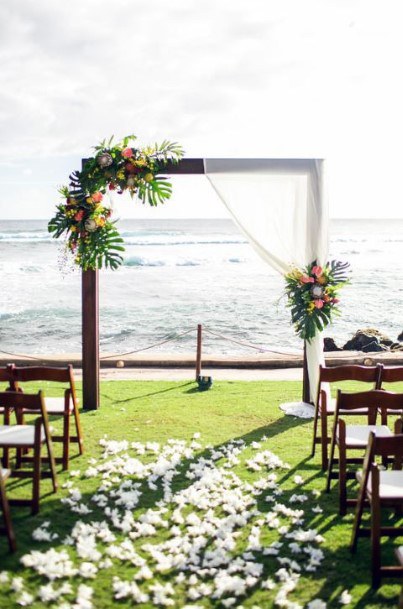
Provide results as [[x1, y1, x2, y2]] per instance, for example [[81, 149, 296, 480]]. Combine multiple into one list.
[[324, 328, 403, 353]]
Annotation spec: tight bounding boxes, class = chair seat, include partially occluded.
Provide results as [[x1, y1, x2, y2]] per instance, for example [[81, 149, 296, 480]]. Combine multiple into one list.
[[23, 396, 74, 415], [367, 471, 403, 500], [44, 396, 74, 414], [338, 425, 392, 447], [0, 425, 44, 446]]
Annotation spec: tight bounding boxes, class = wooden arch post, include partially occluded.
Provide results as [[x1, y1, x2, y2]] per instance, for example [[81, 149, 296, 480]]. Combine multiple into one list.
[[81, 158, 312, 409]]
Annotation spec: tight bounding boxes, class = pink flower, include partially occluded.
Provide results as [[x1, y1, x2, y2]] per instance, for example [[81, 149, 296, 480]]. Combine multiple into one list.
[[332, 298, 339, 304], [314, 299, 324, 309], [300, 275, 315, 284], [312, 265, 323, 277], [121, 147, 133, 158], [91, 192, 103, 203], [74, 210, 84, 221]]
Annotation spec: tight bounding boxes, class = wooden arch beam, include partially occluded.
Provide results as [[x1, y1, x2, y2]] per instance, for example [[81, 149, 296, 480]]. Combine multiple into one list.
[[82, 158, 310, 410]]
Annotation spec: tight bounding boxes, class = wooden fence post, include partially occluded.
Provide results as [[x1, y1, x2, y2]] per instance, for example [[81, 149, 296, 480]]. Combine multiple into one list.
[[195, 324, 202, 380], [82, 269, 99, 410]]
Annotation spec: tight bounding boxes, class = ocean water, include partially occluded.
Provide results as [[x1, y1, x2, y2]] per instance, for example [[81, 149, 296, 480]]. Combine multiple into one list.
[[0, 218, 402, 357]]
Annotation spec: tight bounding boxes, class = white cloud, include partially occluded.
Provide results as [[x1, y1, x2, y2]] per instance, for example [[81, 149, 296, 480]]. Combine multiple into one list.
[[0, 0, 403, 218]]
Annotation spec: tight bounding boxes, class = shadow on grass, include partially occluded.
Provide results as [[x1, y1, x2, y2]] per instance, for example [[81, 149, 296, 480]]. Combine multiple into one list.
[[100, 381, 194, 403]]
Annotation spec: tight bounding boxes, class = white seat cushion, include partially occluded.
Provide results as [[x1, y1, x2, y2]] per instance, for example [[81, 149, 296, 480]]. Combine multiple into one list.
[[339, 425, 392, 447], [0, 424, 44, 446], [0, 468, 11, 480], [396, 546, 403, 565], [366, 470, 403, 500], [23, 396, 75, 415], [44, 396, 74, 414]]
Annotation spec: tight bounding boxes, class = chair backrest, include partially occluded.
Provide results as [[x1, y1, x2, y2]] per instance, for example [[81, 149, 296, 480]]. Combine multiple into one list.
[[0, 365, 16, 389], [12, 365, 73, 384], [336, 389, 403, 414], [12, 365, 77, 402], [317, 364, 382, 407], [0, 390, 46, 415], [362, 431, 403, 487], [378, 366, 403, 386], [319, 364, 382, 384]]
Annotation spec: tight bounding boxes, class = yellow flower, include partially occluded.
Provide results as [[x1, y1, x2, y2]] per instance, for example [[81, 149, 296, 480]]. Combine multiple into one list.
[[116, 170, 125, 180], [70, 226, 77, 232], [307, 302, 315, 314], [144, 173, 154, 182], [288, 268, 303, 280]]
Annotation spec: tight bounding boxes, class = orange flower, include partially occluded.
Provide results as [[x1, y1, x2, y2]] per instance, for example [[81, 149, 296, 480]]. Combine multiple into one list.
[[91, 192, 103, 203], [312, 265, 323, 277], [121, 147, 133, 158], [300, 275, 314, 284]]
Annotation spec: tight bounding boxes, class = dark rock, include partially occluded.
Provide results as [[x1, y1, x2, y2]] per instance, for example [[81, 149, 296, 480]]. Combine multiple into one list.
[[343, 329, 390, 352], [323, 337, 341, 352], [398, 331, 403, 342], [361, 340, 386, 353]]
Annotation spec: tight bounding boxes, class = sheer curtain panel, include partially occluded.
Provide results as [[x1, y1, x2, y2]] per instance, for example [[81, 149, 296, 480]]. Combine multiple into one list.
[[205, 159, 328, 403]]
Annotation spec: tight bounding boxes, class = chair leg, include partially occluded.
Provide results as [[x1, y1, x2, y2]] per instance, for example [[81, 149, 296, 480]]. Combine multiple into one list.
[[62, 412, 70, 470], [371, 470, 381, 589], [320, 409, 329, 471], [350, 480, 367, 552], [73, 406, 84, 456], [32, 443, 41, 516], [338, 421, 347, 515], [326, 419, 338, 492], [339, 452, 347, 515], [0, 475, 16, 552], [45, 435, 58, 494]]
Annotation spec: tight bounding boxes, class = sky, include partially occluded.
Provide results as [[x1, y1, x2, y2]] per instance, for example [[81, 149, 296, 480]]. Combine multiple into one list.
[[0, 0, 402, 220]]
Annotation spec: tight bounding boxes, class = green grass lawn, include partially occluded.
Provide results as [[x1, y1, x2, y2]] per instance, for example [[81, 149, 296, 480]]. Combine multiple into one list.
[[0, 379, 402, 608]]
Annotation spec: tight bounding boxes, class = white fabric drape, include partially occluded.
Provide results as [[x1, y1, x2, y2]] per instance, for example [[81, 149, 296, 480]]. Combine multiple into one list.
[[205, 159, 328, 402]]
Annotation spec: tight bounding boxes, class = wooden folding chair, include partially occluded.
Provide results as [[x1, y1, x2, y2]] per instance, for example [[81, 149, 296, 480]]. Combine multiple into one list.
[[377, 366, 403, 425], [0, 464, 16, 552], [325, 390, 403, 515], [0, 391, 57, 514], [0, 365, 16, 425], [311, 364, 382, 470], [13, 365, 84, 470], [350, 431, 403, 588]]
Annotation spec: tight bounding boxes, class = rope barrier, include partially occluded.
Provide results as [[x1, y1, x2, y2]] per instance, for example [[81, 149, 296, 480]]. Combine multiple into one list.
[[99, 328, 195, 360], [203, 327, 302, 357], [0, 350, 50, 362]]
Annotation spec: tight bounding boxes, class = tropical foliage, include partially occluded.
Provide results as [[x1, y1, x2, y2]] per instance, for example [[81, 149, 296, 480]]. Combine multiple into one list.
[[48, 135, 184, 270], [285, 260, 350, 341]]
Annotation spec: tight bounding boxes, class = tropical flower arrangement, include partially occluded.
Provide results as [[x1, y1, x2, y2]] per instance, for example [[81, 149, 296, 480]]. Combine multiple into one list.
[[48, 135, 184, 270], [285, 259, 350, 341]]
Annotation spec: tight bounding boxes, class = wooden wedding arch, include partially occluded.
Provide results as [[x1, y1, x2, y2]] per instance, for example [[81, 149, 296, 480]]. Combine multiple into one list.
[[81, 158, 310, 410]]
